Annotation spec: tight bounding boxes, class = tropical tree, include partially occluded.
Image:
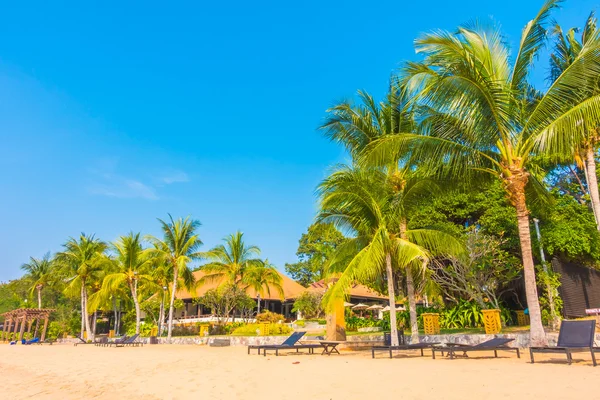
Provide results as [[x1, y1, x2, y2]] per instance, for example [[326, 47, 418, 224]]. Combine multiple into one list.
[[200, 232, 284, 300], [322, 88, 459, 341], [95, 233, 154, 334], [55, 234, 107, 341], [20, 252, 54, 309], [285, 222, 347, 286], [146, 216, 202, 340], [362, 1, 600, 345], [549, 12, 600, 229], [318, 167, 462, 344]]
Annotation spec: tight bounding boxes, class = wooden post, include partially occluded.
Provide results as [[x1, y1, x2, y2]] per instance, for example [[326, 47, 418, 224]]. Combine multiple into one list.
[[18, 315, 27, 341], [33, 318, 40, 339], [12, 315, 20, 341], [1, 317, 9, 341], [326, 298, 346, 341], [41, 316, 49, 342], [27, 319, 33, 336]]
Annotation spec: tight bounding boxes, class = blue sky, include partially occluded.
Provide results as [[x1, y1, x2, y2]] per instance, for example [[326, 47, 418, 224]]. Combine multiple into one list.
[[0, 0, 597, 281]]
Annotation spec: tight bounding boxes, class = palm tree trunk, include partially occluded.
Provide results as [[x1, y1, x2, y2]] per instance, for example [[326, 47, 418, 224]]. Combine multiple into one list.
[[82, 283, 93, 341], [385, 253, 399, 347], [585, 146, 600, 231], [112, 297, 119, 335], [510, 174, 546, 346], [130, 281, 141, 335], [158, 290, 165, 337], [37, 286, 42, 309], [167, 266, 179, 341], [405, 265, 419, 343], [80, 285, 85, 338], [400, 218, 419, 343]]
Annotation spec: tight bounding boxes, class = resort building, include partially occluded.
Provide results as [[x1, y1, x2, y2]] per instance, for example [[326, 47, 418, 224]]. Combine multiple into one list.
[[174, 270, 306, 321], [306, 278, 389, 307]]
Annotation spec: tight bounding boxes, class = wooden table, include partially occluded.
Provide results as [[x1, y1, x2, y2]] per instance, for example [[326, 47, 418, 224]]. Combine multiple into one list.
[[319, 341, 344, 355]]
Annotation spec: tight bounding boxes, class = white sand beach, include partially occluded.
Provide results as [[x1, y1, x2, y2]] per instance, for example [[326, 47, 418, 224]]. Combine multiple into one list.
[[0, 344, 597, 400]]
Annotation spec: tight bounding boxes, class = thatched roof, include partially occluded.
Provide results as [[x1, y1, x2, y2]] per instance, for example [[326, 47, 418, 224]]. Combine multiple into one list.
[[176, 270, 306, 301], [307, 278, 388, 301]]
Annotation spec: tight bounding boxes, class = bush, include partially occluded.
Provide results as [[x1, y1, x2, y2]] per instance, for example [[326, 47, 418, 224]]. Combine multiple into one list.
[[127, 322, 157, 337], [345, 315, 381, 332], [231, 323, 292, 336], [292, 292, 323, 319], [256, 311, 285, 323]]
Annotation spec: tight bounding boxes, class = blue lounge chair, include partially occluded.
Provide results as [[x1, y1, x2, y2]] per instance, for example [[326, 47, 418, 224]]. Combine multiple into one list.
[[247, 332, 306, 355]]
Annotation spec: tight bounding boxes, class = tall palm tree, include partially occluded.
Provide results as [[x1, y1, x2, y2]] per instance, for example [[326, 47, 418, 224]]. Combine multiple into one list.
[[55, 234, 107, 341], [362, 0, 600, 345], [322, 88, 440, 341], [146, 215, 202, 340], [201, 232, 284, 300], [95, 233, 154, 334], [20, 252, 54, 309], [318, 167, 462, 345], [550, 12, 600, 229], [147, 259, 173, 336]]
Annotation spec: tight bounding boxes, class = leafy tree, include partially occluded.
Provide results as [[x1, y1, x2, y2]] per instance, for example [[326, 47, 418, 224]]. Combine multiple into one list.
[[20, 252, 54, 309], [363, 1, 600, 344], [200, 231, 283, 299], [292, 291, 323, 319], [285, 223, 347, 286], [198, 284, 253, 324], [55, 234, 108, 341], [431, 231, 522, 309], [147, 215, 202, 340]]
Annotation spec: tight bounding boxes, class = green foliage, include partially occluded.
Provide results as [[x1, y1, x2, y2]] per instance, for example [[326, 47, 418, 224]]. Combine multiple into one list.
[[345, 315, 380, 332], [541, 190, 600, 264], [291, 291, 323, 319], [231, 323, 292, 336], [127, 321, 157, 337], [285, 223, 347, 286], [255, 310, 285, 323], [536, 266, 563, 325]]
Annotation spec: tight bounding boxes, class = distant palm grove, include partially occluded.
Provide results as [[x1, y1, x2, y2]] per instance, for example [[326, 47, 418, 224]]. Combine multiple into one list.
[[3, 1, 600, 347]]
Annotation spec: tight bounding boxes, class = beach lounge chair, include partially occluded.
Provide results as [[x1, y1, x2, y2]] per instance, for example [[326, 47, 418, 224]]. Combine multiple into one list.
[[102, 335, 128, 347], [372, 340, 441, 358], [431, 337, 519, 360], [74, 336, 94, 346], [113, 334, 142, 347], [25, 338, 40, 345], [248, 332, 322, 356], [530, 320, 597, 366]]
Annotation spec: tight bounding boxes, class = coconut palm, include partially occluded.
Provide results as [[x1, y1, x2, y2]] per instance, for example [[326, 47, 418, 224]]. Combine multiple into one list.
[[550, 13, 600, 229], [146, 215, 202, 340], [322, 88, 448, 341], [318, 167, 462, 345], [361, 1, 600, 345], [20, 252, 54, 309], [200, 232, 284, 300], [95, 233, 154, 334], [55, 234, 107, 341]]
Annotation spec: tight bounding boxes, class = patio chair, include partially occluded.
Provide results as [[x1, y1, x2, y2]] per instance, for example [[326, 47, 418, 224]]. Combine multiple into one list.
[[431, 337, 520, 360], [102, 335, 129, 347], [372, 335, 441, 358], [112, 334, 141, 347], [530, 320, 597, 366], [248, 332, 322, 356]]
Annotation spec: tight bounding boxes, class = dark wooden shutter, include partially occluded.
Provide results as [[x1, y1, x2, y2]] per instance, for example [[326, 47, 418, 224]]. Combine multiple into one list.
[[552, 258, 600, 318]]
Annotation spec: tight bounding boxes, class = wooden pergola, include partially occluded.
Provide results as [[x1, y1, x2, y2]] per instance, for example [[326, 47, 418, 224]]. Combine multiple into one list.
[[1, 308, 55, 343]]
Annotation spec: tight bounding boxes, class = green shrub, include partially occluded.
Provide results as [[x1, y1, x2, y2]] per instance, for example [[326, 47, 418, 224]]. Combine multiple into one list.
[[231, 323, 292, 336], [256, 311, 285, 323]]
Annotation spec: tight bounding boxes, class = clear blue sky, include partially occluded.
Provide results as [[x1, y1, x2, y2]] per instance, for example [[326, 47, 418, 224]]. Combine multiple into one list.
[[0, 0, 596, 281]]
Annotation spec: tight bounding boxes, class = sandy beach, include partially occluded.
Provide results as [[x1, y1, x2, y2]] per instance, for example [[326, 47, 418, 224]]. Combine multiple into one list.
[[0, 344, 597, 400]]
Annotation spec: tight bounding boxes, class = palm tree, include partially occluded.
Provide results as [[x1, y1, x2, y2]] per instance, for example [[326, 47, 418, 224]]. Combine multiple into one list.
[[201, 232, 284, 302], [147, 259, 173, 336], [55, 234, 107, 341], [318, 167, 462, 345], [550, 12, 600, 229], [146, 215, 202, 340], [362, 1, 600, 345], [322, 88, 443, 341], [95, 233, 154, 334], [20, 252, 54, 309]]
